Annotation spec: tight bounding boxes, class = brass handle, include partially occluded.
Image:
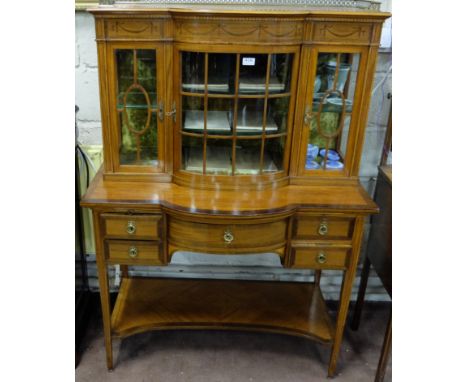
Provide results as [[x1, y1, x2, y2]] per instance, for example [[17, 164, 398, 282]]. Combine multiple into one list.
[[128, 246, 138, 258], [316, 252, 327, 264], [127, 221, 136, 235], [318, 222, 328, 236], [223, 230, 234, 244]]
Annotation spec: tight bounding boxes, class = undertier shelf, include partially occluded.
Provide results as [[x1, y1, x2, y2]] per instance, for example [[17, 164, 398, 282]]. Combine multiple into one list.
[[111, 277, 335, 343]]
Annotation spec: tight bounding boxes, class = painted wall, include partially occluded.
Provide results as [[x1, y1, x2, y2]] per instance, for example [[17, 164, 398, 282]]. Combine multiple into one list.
[[75, 7, 392, 301]]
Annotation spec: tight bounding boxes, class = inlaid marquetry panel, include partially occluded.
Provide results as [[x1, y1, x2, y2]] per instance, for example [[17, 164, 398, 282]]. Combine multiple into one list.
[[174, 17, 304, 44], [104, 18, 170, 41], [308, 22, 372, 44]]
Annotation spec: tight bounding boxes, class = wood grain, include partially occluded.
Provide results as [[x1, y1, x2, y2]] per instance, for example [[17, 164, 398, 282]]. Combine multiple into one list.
[[111, 277, 335, 343], [82, 169, 378, 215]]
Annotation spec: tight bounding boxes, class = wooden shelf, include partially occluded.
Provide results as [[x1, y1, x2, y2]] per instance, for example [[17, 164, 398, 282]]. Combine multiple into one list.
[[111, 277, 335, 343]]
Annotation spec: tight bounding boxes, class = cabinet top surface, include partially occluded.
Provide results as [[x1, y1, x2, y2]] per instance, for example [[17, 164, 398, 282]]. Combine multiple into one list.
[[88, 4, 390, 19], [82, 170, 377, 215]]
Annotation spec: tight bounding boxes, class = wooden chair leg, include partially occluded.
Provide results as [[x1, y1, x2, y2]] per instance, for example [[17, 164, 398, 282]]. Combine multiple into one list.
[[351, 257, 371, 331], [375, 312, 392, 382]]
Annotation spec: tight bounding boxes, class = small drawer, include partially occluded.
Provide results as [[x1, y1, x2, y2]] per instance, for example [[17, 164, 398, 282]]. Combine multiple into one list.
[[168, 217, 287, 253], [106, 240, 163, 265], [294, 215, 354, 240], [290, 247, 349, 270], [102, 214, 161, 240]]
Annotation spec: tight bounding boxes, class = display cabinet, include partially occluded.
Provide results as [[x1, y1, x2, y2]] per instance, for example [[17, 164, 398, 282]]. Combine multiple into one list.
[[82, 1, 390, 377]]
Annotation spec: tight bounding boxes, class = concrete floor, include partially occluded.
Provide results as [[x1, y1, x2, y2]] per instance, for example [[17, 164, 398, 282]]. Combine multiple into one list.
[[76, 301, 391, 382]]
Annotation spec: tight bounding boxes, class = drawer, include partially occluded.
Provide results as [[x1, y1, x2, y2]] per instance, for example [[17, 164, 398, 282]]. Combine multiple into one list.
[[290, 247, 349, 270], [106, 240, 163, 265], [294, 215, 354, 240], [102, 214, 161, 240], [168, 217, 288, 253]]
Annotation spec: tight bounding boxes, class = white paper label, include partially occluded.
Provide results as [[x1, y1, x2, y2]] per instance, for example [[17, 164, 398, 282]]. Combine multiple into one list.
[[242, 57, 255, 66]]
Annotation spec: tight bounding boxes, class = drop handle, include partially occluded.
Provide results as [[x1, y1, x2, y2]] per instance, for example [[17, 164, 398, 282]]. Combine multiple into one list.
[[127, 221, 136, 235], [128, 246, 138, 258], [223, 229, 234, 244], [316, 252, 327, 264]]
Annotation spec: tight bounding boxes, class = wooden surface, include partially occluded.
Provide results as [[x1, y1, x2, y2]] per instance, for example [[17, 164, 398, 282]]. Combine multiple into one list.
[[111, 277, 335, 343], [82, 169, 378, 215]]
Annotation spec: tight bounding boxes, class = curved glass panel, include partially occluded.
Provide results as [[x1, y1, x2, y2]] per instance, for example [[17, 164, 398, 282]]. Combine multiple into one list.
[[179, 50, 294, 176]]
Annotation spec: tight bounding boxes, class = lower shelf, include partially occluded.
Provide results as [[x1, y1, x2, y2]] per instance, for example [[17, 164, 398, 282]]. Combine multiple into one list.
[[111, 277, 335, 344]]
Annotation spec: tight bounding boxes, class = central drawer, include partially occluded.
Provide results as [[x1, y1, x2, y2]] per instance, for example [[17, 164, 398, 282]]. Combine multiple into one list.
[[168, 216, 288, 253]]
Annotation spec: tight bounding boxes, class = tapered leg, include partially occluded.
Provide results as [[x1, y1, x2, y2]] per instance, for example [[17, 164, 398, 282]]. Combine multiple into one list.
[[315, 270, 322, 286], [375, 313, 392, 382], [351, 257, 371, 330], [92, 211, 113, 370], [328, 217, 365, 377]]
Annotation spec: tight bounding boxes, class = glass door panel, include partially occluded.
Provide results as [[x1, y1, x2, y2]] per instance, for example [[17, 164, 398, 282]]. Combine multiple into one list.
[[266, 97, 289, 135], [305, 52, 360, 171], [115, 49, 159, 166], [182, 52, 205, 94], [207, 98, 234, 135], [234, 139, 262, 175], [182, 96, 204, 134], [206, 139, 232, 175], [207, 54, 236, 95], [236, 99, 266, 136], [264, 136, 285, 173], [239, 54, 268, 95], [178, 49, 295, 177], [182, 135, 203, 173], [269, 54, 293, 94]]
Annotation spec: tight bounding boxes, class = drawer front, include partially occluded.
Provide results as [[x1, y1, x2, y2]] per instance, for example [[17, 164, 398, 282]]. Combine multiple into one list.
[[106, 240, 163, 265], [294, 215, 354, 240], [102, 214, 161, 240], [291, 247, 349, 270], [168, 217, 288, 253]]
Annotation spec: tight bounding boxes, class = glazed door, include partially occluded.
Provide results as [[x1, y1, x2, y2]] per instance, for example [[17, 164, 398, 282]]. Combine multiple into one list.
[[173, 45, 299, 188], [107, 44, 168, 174], [292, 46, 369, 178]]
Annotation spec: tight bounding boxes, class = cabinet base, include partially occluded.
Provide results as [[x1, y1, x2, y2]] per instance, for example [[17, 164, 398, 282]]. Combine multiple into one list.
[[111, 277, 335, 344]]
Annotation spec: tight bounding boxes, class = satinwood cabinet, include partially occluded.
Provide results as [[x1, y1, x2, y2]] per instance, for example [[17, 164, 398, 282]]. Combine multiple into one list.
[[82, 1, 390, 377]]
